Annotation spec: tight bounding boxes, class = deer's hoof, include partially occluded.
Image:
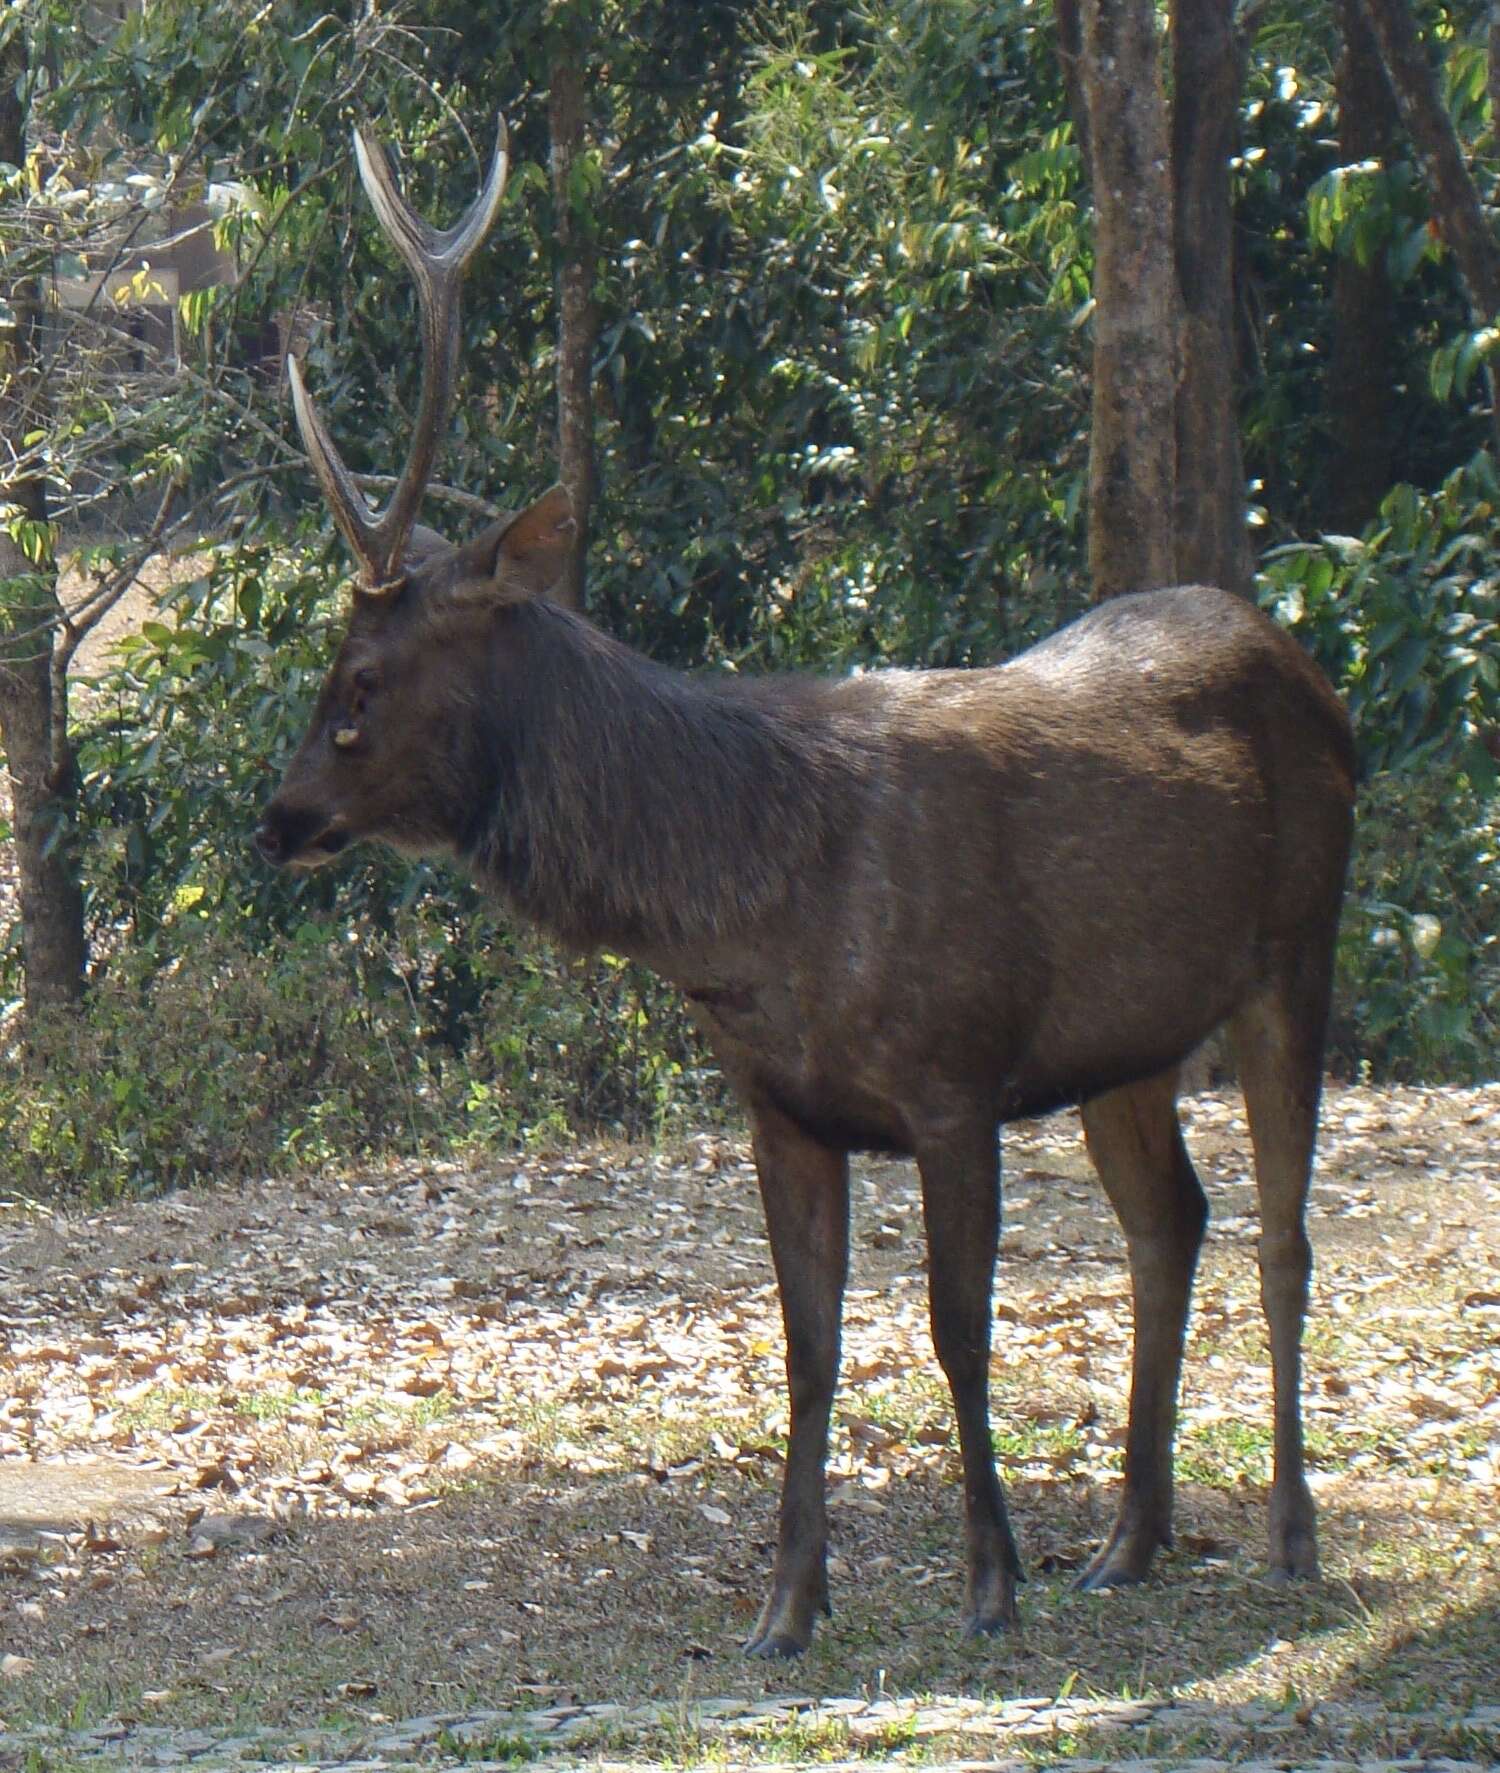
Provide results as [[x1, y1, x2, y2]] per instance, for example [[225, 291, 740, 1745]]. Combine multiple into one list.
[[1266, 1542, 1319, 1583], [961, 1601, 1018, 1639], [1076, 1534, 1159, 1592], [743, 1628, 809, 1660], [1268, 1498, 1319, 1581]]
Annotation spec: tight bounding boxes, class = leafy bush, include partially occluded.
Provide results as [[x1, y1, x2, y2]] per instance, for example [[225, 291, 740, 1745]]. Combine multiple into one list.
[[1, 917, 724, 1205], [1260, 460, 1500, 1079], [1331, 773, 1497, 1080]]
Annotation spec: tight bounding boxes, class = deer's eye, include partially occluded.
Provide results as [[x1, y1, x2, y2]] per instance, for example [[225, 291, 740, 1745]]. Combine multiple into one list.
[[353, 666, 380, 695]]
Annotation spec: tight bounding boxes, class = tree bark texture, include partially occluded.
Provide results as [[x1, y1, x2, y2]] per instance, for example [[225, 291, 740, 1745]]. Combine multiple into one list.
[[1079, 0, 1179, 600], [1171, 0, 1251, 597], [1327, 0, 1399, 531], [548, 40, 599, 614], [0, 31, 88, 1016]]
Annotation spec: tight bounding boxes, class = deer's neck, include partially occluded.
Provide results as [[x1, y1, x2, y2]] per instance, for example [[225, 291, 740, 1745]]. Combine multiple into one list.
[[465, 603, 862, 955]]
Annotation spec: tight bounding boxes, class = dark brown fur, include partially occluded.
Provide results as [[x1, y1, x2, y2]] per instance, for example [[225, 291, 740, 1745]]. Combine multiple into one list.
[[259, 498, 1354, 1656]]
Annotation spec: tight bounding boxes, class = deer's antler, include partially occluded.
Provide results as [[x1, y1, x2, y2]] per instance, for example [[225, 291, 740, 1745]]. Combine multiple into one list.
[[288, 118, 510, 592]]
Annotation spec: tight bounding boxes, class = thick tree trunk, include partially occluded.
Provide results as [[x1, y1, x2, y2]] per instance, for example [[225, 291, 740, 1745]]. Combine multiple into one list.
[[1327, 0, 1399, 531], [1358, 0, 1500, 450], [1078, 0, 1179, 600], [1171, 0, 1250, 597], [0, 31, 87, 1017], [548, 40, 599, 614]]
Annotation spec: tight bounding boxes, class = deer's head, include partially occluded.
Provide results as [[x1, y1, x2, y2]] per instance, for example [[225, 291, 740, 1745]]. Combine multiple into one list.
[[255, 121, 575, 871]]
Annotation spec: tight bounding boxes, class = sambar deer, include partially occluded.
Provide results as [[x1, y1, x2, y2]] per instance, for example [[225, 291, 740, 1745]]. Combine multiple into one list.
[[257, 120, 1356, 1657]]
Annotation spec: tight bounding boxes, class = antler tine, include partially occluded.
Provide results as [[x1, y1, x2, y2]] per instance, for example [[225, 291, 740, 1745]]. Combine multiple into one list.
[[287, 353, 381, 569], [287, 118, 510, 592]]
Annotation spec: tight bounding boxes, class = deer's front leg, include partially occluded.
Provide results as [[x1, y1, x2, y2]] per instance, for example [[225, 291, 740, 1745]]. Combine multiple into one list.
[[744, 1103, 850, 1659], [916, 1115, 1023, 1636]]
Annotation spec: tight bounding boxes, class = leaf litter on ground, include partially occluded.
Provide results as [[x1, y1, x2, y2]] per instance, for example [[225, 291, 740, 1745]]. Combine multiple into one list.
[[0, 1083, 1496, 1745]]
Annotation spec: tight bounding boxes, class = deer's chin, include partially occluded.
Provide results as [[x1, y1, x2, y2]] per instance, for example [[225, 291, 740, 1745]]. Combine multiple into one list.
[[383, 826, 453, 861]]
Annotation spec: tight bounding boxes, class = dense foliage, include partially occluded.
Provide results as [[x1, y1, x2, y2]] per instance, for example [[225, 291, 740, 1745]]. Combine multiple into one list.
[[1, 0, 1496, 1198]]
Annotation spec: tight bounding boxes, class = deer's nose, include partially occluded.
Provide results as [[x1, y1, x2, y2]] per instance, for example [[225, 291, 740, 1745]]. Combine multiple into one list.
[[254, 820, 287, 865]]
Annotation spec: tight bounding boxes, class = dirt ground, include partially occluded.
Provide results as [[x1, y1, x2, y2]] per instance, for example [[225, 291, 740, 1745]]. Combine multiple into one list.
[[62, 547, 206, 682], [0, 1085, 1496, 1745]]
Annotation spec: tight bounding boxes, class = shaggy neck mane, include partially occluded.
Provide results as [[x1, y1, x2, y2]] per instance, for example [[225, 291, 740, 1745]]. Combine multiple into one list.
[[464, 601, 868, 953]]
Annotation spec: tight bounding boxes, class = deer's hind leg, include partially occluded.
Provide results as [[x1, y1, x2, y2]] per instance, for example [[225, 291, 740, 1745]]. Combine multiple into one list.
[[1078, 1067, 1208, 1589], [1228, 951, 1333, 1582]]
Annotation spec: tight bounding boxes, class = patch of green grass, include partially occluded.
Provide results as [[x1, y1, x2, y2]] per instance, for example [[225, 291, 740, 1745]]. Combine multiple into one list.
[[406, 1387, 458, 1427], [113, 1383, 223, 1432], [1176, 1417, 1273, 1486], [1304, 1420, 1387, 1462], [1302, 1317, 1359, 1361], [232, 1384, 329, 1423], [343, 1387, 459, 1435], [992, 1421, 1084, 1463], [435, 1726, 541, 1762], [741, 1714, 856, 1762]]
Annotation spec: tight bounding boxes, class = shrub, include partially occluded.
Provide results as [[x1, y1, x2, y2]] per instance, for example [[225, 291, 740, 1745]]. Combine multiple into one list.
[[1260, 460, 1500, 1080], [1, 916, 724, 1206]]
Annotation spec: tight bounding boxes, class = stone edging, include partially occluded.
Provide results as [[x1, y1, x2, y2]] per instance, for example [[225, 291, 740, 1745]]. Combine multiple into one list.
[[2, 1692, 1496, 1770]]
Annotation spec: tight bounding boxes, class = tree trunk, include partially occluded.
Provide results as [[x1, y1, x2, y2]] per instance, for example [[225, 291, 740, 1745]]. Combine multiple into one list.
[[1326, 0, 1399, 532], [1358, 0, 1500, 450], [1171, 0, 1250, 597], [548, 34, 599, 614], [0, 29, 87, 1018], [1054, 0, 1092, 182], [0, 554, 87, 1020], [1078, 0, 1179, 600]]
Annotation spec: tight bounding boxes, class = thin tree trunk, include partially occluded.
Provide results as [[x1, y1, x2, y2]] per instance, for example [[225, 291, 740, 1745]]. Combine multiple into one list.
[[1358, 0, 1500, 450], [1079, 0, 1179, 600], [1171, 0, 1250, 597], [1055, 0, 1092, 182], [1327, 0, 1399, 531], [548, 37, 598, 614], [0, 29, 87, 1016]]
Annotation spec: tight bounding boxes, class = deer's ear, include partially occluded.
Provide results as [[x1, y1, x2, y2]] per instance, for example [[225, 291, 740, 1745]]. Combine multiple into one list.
[[404, 523, 453, 568], [459, 485, 576, 603]]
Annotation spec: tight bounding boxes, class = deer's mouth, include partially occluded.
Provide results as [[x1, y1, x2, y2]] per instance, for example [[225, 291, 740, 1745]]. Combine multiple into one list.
[[255, 808, 353, 870], [297, 826, 352, 867]]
